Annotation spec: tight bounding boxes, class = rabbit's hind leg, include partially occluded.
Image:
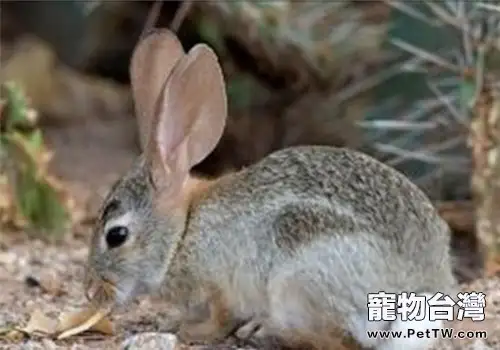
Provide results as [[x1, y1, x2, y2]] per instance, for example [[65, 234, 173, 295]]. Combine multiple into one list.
[[176, 284, 240, 345], [249, 266, 358, 350], [262, 235, 444, 350], [257, 234, 422, 350]]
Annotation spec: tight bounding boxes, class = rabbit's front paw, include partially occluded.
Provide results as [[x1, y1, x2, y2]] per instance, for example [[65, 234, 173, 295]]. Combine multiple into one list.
[[234, 317, 263, 341], [236, 322, 277, 349], [243, 331, 284, 350]]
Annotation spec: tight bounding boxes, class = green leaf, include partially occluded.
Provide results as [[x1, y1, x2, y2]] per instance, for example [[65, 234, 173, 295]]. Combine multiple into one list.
[[2, 82, 30, 131], [1, 81, 69, 237], [197, 17, 225, 55], [13, 165, 69, 236], [26, 129, 44, 151]]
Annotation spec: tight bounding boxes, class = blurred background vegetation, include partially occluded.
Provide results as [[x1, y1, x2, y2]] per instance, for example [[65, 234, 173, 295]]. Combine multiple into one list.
[[0, 0, 499, 281]]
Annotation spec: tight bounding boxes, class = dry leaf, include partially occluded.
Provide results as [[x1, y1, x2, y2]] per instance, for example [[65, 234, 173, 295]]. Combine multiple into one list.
[[1, 309, 57, 342], [1, 306, 114, 343], [1, 329, 25, 342], [0, 327, 13, 336], [16, 308, 58, 337], [55, 306, 114, 339]]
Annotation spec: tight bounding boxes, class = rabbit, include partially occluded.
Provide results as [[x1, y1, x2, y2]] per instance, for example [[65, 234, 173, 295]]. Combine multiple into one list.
[[84, 28, 458, 350]]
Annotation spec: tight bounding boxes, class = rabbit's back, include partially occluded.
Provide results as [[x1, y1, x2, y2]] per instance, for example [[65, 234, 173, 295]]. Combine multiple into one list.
[[186, 145, 454, 296], [196, 145, 449, 247]]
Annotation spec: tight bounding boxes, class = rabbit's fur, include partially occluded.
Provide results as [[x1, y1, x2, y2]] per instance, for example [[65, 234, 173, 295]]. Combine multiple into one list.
[[85, 29, 457, 350]]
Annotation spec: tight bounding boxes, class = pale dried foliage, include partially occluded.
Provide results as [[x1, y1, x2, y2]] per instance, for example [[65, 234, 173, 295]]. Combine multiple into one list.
[[1, 305, 113, 343]]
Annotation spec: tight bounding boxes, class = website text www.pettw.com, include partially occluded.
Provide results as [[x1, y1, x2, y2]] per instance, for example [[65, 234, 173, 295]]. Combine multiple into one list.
[[366, 328, 487, 340]]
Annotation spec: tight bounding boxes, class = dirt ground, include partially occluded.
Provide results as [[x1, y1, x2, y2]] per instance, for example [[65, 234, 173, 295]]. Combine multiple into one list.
[[1, 118, 500, 350]]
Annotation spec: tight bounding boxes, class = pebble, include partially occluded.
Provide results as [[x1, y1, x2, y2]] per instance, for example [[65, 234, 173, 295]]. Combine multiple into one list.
[[0, 251, 17, 265], [121, 332, 181, 350], [120, 333, 254, 350], [15, 339, 57, 350]]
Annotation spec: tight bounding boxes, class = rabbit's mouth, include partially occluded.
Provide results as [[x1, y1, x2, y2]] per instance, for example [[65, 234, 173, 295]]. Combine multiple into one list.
[[85, 270, 142, 310], [84, 272, 118, 309]]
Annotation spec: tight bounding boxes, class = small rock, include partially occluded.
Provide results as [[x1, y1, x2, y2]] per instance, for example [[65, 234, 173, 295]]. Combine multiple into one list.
[[0, 251, 17, 265], [72, 247, 88, 262], [41, 339, 58, 350], [17, 339, 56, 350], [122, 332, 181, 350], [25, 275, 41, 288], [24, 271, 65, 296]]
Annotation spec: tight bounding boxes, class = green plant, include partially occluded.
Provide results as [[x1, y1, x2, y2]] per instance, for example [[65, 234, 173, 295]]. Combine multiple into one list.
[[0, 81, 70, 237], [193, 0, 499, 201], [355, 0, 500, 200]]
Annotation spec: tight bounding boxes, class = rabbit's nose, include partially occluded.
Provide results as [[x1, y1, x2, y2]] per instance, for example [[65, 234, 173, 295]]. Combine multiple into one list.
[[83, 268, 101, 301], [84, 276, 99, 301]]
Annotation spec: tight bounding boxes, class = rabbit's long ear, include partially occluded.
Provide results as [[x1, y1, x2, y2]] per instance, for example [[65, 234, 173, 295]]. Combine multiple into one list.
[[151, 43, 227, 193], [130, 29, 185, 151]]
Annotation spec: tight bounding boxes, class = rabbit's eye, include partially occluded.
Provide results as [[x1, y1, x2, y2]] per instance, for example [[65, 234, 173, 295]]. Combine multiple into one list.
[[105, 226, 129, 249]]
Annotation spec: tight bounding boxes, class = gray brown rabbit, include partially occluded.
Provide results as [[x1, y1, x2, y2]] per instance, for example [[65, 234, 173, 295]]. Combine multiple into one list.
[[84, 29, 458, 350]]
